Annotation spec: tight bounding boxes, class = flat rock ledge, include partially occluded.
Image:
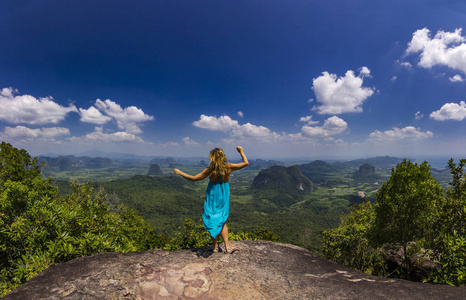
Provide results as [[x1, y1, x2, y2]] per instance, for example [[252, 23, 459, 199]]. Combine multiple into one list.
[[4, 240, 465, 299]]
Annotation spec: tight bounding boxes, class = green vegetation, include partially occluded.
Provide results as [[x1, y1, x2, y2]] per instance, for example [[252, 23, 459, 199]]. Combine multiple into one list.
[[0, 142, 166, 296], [372, 160, 443, 279], [0, 143, 284, 296], [5, 141, 465, 294], [323, 159, 466, 286]]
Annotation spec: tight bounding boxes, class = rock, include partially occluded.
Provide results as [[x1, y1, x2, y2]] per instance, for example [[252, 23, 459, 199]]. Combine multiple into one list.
[[251, 166, 313, 192], [4, 240, 465, 299], [147, 164, 163, 176]]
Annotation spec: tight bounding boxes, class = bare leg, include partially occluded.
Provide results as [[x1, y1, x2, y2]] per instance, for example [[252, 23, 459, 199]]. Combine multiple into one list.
[[220, 223, 231, 251], [211, 236, 218, 252]]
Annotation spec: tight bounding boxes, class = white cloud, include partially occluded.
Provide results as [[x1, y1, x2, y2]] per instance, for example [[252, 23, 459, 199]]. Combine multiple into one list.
[[237, 111, 244, 118], [159, 142, 180, 147], [359, 66, 371, 77], [391, 76, 398, 82], [449, 74, 465, 82], [193, 114, 281, 142], [430, 101, 466, 121], [3, 126, 70, 139], [232, 123, 280, 140], [405, 28, 466, 74], [415, 111, 424, 120], [311, 68, 375, 114], [183, 137, 199, 146], [299, 115, 319, 125], [79, 106, 112, 125], [301, 116, 347, 137], [93, 99, 154, 134], [368, 126, 433, 142], [0, 87, 77, 124], [192, 114, 239, 131], [77, 126, 144, 142], [398, 61, 413, 69]]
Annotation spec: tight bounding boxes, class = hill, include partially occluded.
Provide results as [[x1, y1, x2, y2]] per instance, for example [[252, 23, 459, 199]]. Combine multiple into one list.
[[298, 160, 336, 184], [39, 155, 113, 171], [251, 165, 313, 192], [98, 175, 203, 236], [5, 240, 465, 299]]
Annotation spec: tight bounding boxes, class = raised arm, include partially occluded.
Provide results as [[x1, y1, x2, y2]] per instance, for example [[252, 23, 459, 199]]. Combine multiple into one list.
[[174, 167, 210, 182], [228, 146, 249, 171]]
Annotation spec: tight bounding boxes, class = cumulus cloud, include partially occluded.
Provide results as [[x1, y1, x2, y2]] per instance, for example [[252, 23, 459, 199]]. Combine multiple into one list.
[[359, 66, 371, 77], [232, 123, 280, 140], [405, 28, 466, 74], [192, 115, 239, 131], [237, 111, 244, 118], [76, 126, 144, 142], [449, 74, 465, 82], [415, 111, 424, 120], [301, 116, 347, 137], [311, 68, 375, 114], [430, 101, 466, 121], [193, 114, 280, 142], [0, 87, 78, 124], [91, 99, 154, 134], [299, 115, 319, 125], [79, 106, 112, 125], [183, 137, 199, 146], [3, 126, 70, 139], [368, 126, 433, 142]]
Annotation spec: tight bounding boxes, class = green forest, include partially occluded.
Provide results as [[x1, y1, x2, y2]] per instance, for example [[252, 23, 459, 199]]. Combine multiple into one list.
[[1, 141, 465, 296]]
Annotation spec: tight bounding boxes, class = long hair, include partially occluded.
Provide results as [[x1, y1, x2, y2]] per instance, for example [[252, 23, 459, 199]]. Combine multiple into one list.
[[208, 148, 228, 176]]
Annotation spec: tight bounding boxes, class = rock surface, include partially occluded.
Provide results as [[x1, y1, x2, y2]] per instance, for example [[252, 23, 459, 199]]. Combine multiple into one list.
[[4, 240, 466, 299]]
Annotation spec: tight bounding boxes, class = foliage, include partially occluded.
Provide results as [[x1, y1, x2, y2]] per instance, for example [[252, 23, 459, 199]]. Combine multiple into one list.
[[436, 159, 466, 236], [371, 159, 443, 278], [0, 142, 163, 297], [163, 218, 280, 251], [324, 158, 466, 285], [427, 230, 466, 286], [427, 159, 466, 286], [323, 201, 385, 276], [98, 175, 203, 236]]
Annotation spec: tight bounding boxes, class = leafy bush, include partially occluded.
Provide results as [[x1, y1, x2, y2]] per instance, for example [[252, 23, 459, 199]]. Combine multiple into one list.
[[427, 231, 466, 286], [163, 218, 280, 250], [0, 142, 163, 297], [323, 201, 385, 276]]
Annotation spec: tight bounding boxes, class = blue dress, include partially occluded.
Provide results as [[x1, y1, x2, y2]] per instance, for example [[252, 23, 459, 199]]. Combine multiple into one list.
[[202, 176, 230, 238]]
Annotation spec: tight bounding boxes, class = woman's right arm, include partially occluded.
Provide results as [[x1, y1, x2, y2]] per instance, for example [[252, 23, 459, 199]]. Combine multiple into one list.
[[174, 167, 210, 182], [229, 146, 249, 171]]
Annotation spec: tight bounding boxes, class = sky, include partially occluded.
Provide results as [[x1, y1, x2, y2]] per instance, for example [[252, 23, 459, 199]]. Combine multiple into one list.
[[1, 0, 466, 161]]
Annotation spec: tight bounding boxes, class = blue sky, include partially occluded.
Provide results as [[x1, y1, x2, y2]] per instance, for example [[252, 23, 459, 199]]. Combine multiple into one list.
[[1, 0, 466, 160]]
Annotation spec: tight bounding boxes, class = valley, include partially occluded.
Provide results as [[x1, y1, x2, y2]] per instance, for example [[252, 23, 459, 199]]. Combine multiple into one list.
[[44, 155, 454, 253]]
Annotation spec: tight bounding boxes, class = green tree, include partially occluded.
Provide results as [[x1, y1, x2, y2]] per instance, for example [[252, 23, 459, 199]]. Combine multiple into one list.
[[323, 201, 385, 276], [0, 142, 164, 296], [428, 159, 466, 286], [371, 159, 443, 279]]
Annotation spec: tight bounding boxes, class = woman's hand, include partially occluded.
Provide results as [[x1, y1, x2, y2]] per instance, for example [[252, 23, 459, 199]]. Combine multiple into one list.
[[173, 168, 181, 175], [236, 146, 243, 153]]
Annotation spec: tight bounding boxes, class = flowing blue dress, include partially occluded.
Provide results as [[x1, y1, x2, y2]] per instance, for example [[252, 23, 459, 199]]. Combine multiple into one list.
[[202, 176, 230, 238]]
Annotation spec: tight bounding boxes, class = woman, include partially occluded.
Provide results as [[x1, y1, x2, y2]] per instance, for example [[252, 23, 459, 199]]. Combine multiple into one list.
[[174, 146, 249, 253]]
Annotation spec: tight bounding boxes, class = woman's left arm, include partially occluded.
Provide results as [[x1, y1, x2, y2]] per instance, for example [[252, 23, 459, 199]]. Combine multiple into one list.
[[174, 168, 210, 182]]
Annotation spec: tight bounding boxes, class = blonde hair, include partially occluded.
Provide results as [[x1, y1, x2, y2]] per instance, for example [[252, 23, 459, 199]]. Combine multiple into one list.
[[208, 148, 228, 176]]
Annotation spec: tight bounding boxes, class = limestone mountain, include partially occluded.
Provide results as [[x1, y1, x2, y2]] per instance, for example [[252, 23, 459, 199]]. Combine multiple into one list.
[[147, 164, 163, 176], [251, 165, 313, 192], [354, 163, 380, 179], [298, 160, 336, 184]]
